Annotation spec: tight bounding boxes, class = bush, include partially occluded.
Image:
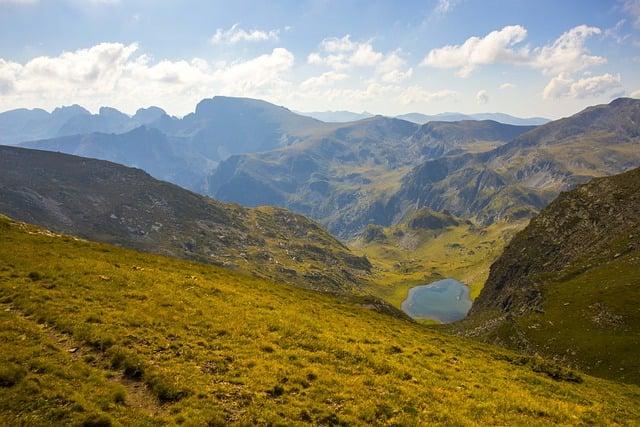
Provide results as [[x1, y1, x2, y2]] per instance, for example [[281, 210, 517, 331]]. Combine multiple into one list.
[[28, 271, 43, 281], [108, 346, 144, 380], [81, 413, 112, 427], [146, 373, 189, 403], [0, 363, 26, 387], [266, 384, 285, 397], [112, 387, 126, 404]]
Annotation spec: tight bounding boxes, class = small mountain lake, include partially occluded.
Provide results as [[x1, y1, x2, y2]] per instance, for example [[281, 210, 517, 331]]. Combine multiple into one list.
[[401, 279, 472, 323]]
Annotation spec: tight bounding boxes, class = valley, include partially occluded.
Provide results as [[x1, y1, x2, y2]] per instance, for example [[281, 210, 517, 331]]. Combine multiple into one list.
[[1, 215, 639, 425], [3, 3, 640, 424], [1, 96, 639, 424]]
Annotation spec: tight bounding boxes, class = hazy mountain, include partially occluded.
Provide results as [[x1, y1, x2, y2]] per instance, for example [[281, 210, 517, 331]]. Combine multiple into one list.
[[151, 96, 328, 162], [13, 97, 332, 192], [457, 167, 640, 384], [209, 117, 532, 236], [298, 110, 549, 126], [396, 112, 549, 126], [0, 145, 377, 295], [297, 110, 375, 122], [0, 105, 90, 145], [395, 98, 640, 225], [20, 126, 211, 191]]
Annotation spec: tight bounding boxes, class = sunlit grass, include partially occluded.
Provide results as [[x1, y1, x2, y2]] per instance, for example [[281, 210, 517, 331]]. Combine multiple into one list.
[[1, 216, 639, 425]]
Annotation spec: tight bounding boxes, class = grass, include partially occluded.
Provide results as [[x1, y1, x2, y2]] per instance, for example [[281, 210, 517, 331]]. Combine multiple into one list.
[[1, 215, 639, 424], [455, 247, 640, 385], [352, 219, 526, 309]]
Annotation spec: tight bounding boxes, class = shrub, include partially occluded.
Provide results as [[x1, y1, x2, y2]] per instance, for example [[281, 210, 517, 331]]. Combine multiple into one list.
[[112, 387, 126, 404], [266, 384, 285, 397], [0, 363, 26, 387], [146, 373, 189, 403], [28, 271, 43, 281], [81, 413, 112, 427]]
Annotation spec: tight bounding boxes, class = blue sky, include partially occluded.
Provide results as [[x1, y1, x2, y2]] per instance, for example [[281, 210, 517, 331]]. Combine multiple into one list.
[[0, 0, 638, 118]]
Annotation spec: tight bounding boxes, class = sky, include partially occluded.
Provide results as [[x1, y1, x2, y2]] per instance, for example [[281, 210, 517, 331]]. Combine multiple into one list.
[[0, 0, 639, 119]]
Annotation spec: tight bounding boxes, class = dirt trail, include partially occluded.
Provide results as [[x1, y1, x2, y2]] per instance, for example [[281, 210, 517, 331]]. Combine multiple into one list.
[[1, 302, 166, 417]]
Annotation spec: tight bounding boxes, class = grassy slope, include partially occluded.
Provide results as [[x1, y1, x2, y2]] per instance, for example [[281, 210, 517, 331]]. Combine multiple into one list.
[[352, 220, 525, 309], [3, 216, 638, 424], [452, 235, 640, 385]]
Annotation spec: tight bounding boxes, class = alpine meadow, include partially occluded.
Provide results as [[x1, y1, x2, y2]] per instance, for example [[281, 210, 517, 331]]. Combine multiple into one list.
[[1, 1, 639, 425]]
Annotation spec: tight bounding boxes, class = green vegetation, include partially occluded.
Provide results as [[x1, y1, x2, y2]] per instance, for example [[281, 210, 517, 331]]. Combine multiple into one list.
[[457, 167, 640, 384], [352, 211, 525, 308], [1, 215, 639, 424]]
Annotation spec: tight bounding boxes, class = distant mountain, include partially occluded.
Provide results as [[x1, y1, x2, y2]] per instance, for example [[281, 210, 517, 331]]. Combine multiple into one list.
[[0, 145, 377, 296], [396, 112, 549, 126], [395, 98, 640, 225], [209, 117, 533, 236], [0, 105, 90, 145], [13, 96, 332, 193], [297, 110, 374, 122], [457, 167, 640, 384], [297, 110, 549, 126], [152, 96, 327, 162], [20, 126, 211, 191]]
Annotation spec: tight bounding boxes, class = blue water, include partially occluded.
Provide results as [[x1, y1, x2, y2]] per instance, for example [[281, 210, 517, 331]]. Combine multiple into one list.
[[401, 278, 472, 323]]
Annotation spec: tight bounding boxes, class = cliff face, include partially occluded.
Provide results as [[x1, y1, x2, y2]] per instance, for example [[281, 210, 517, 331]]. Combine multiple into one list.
[[471, 166, 640, 315], [459, 167, 640, 384]]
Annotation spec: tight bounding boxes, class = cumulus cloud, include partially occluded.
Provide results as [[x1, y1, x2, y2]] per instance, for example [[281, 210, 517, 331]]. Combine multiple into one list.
[[421, 25, 529, 77], [299, 71, 347, 90], [307, 34, 385, 70], [422, 24, 604, 78], [500, 82, 516, 90], [210, 23, 280, 45], [542, 73, 621, 99], [375, 51, 413, 83], [476, 89, 489, 104], [0, 42, 295, 114], [308, 34, 413, 87], [531, 25, 605, 75], [630, 89, 640, 98]]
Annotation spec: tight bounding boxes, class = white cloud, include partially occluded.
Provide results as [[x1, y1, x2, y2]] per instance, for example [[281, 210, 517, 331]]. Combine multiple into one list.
[[622, 0, 640, 29], [399, 86, 459, 105], [321, 35, 356, 52], [531, 25, 605, 75], [429, 0, 461, 20], [0, 43, 295, 114], [476, 89, 489, 104], [500, 82, 516, 90], [308, 34, 384, 70], [376, 51, 413, 83], [630, 89, 640, 98], [210, 23, 279, 45], [421, 25, 529, 77], [422, 24, 605, 78], [299, 71, 347, 90], [542, 73, 621, 99]]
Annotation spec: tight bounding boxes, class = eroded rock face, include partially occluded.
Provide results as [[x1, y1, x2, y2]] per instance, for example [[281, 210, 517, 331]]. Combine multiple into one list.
[[471, 166, 640, 316]]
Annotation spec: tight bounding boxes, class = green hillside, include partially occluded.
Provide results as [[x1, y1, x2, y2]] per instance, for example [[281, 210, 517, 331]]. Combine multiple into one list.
[[1, 215, 639, 425], [351, 209, 525, 307], [456, 167, 640, 384]]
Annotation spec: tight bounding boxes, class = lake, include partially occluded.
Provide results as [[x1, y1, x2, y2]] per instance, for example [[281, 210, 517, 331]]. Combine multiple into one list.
[[401, 278, 472, 323]]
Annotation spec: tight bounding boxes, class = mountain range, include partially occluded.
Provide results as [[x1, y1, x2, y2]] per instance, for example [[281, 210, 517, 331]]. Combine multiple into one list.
[[299, 110, 549, 125], [0, 145, 384, 300], [5, 96, 638, 239], [1, 95, 640, 423]]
